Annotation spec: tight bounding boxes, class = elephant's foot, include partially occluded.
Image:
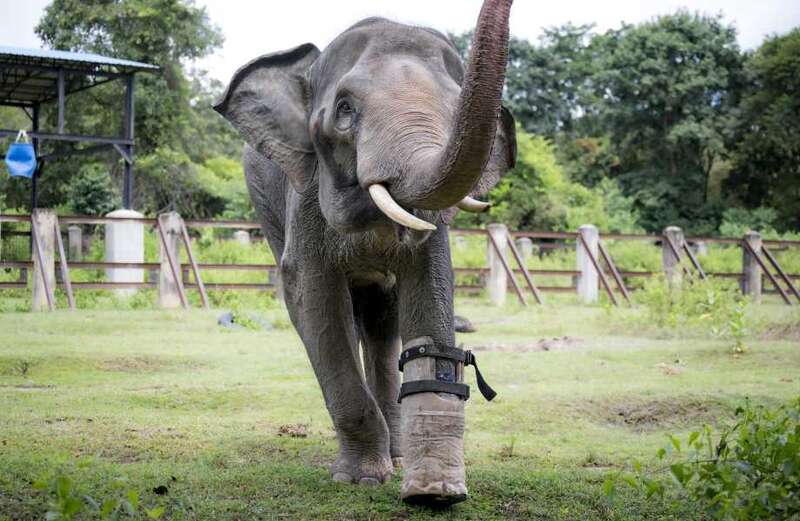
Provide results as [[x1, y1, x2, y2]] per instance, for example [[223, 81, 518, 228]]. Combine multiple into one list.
[[331, 452, 393, 486], [400, 394, 468, 506], [401, 479, 467, 506]]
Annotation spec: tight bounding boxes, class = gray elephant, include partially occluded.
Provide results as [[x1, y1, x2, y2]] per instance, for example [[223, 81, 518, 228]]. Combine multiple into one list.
[[214, 0, 515, 505]]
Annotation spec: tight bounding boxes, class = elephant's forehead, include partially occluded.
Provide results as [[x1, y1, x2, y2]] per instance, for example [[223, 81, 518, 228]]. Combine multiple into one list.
[[310, 18, 463, 101]]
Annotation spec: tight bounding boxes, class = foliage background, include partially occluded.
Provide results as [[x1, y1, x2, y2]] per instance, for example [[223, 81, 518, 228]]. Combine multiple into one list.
[[0, 2, 798, 241]]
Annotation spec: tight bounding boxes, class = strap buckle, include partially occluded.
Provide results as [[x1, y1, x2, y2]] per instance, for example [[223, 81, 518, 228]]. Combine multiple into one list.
[[398, 342, 496, 403]]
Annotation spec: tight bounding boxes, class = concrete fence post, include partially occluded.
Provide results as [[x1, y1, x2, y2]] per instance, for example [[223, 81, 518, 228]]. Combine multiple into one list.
[[68, 225, 82, 261], [515, 237, 533, 264], [233, 230, 250, 245], [31, 209, 56, 311], [576, 224, 599, 303], [742, 230, 762, 302], [662, 226, 684, 288], [487, 223, 509, 306], [158, 212, 184, 309], [105, 209, 144, 296]]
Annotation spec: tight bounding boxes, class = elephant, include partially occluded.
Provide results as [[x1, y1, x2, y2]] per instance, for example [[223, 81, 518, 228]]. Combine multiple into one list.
[[214, 0, 515, 504]]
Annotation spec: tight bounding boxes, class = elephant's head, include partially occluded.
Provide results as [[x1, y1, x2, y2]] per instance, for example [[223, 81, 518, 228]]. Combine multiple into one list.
[[214, 0, 516, 237]]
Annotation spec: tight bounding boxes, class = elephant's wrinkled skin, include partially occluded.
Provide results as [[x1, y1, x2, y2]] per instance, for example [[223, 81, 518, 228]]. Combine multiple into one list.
[[214, 0, 515, 486]]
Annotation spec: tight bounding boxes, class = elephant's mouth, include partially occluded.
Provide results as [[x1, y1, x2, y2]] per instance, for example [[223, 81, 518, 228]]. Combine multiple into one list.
[[367, 184, 489, 231]]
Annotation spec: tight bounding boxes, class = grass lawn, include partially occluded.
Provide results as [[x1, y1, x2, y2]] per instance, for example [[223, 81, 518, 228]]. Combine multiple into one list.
[[0, 296, 798, 520]]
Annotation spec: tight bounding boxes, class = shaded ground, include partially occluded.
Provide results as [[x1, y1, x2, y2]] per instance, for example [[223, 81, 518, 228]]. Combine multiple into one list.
[[0, 298, 798, 520]]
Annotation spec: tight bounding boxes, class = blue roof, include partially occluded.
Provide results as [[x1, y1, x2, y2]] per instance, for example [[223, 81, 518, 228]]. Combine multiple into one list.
[[0, 46, 159, 71]]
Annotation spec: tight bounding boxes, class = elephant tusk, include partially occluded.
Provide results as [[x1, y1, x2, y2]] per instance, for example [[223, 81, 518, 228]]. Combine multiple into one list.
[[456, 196, 491, 213], [368, 184, 437, 231]]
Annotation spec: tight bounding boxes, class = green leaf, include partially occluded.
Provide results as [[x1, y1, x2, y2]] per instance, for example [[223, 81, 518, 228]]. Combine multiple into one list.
[[100, 498, 118, 517], [146, 506, 165, 519], [62, 496, 82, 516], [126, 490, 139, 510], [56, 476, 71, 499]]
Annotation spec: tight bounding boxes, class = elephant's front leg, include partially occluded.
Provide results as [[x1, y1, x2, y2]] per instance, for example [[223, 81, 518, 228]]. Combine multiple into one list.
[[352, 284, 403, 465], [281, 259, 393, 485], [396, 227, 467, 505]]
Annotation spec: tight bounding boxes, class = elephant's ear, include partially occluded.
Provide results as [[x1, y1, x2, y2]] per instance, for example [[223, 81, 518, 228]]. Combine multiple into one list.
[[442, 106, 517, 224], [213, 43, 320, 193]]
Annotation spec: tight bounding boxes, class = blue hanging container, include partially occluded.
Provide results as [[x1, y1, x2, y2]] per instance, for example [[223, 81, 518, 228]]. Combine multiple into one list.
[[5, 130, 37, 178]]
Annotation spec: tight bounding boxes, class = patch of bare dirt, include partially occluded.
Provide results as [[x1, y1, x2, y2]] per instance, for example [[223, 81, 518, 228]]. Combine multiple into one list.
[[655, 362, 684, 376], [470, 336, 585, 353], [277, 423, 308, 438], [759, 321, 800, 341], [0, 383, 54, 390], [98, 356, 201, 373], [576, 396, 727, 432]]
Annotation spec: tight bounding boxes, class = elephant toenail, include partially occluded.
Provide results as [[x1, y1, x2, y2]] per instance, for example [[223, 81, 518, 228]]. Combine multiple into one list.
[[358, 477, 381, 486], [333, 472, 353, 483]]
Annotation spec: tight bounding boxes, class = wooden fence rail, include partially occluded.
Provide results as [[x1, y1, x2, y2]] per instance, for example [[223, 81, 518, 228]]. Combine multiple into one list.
[[2, 212, 799, 310]]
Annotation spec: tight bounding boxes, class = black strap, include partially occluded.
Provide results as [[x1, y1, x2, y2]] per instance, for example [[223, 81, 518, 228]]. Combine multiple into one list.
[[398, 343, 497, 402], [398, 380, 470, 402], [399, 344, 466, 370], [464, 351, 497, 401]]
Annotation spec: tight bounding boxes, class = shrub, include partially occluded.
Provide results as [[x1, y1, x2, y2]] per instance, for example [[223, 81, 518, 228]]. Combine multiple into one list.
[[607, 397, 800, 521], [634, 276, 749, 351], [67, 163, 120, 216]]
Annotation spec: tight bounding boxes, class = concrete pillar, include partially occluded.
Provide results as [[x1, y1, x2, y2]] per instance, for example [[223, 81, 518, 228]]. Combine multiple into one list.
[[576, 224, 599, 303], [693, 240, 708, 257], [515, 237, 533, 263], [31, 209, 56, 311], [742, 231, 762, 302], [487, 223, 508, 306], [158, 212, 184, 309], [105, 209, 144, 296], [233, 230, 250, 246], [662, 226, 684, 289], [68, 225, 82, 261]]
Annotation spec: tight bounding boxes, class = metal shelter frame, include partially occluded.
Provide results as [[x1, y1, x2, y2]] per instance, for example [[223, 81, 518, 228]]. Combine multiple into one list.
[[0, 46, 158, 209]]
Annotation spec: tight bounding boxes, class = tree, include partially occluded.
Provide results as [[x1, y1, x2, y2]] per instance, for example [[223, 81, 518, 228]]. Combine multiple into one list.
[[725, 29, 800, 230], [455, 127, 639, 233], [590, 12, 744, 232], [451, 24, 596, 137], [15, 0, 243, 216]]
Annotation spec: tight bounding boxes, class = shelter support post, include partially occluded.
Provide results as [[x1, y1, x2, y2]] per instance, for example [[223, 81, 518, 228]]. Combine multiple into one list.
[[31, 105, 40, 211], [123, 75, 135, 209]]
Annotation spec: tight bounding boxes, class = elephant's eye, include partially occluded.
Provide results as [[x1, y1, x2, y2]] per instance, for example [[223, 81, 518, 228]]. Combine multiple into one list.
[[335, 99, 355, 131]]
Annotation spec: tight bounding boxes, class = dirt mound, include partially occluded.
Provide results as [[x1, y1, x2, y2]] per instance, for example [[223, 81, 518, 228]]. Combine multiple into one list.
[[470, 336, 584, 353], [576, 396, 728, 432], [760, 321, 800, 341], [99, 356, 199, 373]]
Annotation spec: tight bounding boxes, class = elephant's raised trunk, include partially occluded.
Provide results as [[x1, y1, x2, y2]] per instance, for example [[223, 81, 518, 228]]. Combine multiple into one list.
[[386, 0, 513, 211]]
